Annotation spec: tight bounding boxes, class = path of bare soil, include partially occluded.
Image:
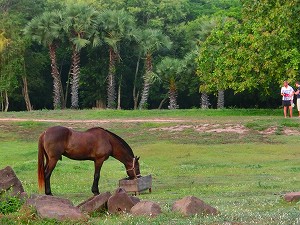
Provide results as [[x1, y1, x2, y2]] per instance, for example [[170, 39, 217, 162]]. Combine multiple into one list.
[[1, 117, 299, 136]]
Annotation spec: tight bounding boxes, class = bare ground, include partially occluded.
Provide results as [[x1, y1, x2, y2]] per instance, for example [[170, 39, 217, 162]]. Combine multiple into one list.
[[0, 117, 299, 136]]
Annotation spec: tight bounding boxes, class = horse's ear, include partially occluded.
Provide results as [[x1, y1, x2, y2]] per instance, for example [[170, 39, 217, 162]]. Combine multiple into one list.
[[136, 156, 140, 161]]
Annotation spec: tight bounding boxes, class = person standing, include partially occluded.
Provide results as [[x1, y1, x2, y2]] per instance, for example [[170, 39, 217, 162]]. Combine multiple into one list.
[[294, 81, 300, 117], [281, 81, 294, 118]]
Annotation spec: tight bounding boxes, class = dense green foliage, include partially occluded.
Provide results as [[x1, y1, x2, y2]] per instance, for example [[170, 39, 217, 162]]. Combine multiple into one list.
[[0, 0, 299, 111], [197, 0, 300, 102]]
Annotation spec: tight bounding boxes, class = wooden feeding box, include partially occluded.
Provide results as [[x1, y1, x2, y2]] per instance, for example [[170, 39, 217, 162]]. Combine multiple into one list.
[[119, 175, 152, 195]]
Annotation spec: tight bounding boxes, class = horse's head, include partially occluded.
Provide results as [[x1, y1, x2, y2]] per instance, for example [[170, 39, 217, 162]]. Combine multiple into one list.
[[126, 156, 141, 179]]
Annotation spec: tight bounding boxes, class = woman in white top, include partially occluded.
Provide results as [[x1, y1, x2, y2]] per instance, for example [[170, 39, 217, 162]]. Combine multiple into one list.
[[281, 81, 294, 118]]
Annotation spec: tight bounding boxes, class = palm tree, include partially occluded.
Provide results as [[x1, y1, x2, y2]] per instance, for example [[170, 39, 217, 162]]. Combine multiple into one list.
[[156, 57, 183, 109], [183, 50, 210, 109], [24, 11, 64, 109], [135, 29, 172, 109], [63, 4, 99, 109], [97, 10, 135, 109]]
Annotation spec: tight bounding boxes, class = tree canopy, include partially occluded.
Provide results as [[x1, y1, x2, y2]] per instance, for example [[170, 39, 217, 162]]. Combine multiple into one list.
[[0, 0, 299, 111]]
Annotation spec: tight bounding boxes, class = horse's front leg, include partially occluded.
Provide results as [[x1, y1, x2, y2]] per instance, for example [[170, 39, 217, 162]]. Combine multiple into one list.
[[92, 159, 104, 195]]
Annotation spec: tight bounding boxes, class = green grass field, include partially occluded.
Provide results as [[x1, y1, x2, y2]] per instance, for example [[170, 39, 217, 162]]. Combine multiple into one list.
[[0, 109, 300, 224]]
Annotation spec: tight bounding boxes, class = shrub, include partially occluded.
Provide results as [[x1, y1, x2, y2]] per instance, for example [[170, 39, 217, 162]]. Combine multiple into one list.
[[0, 194, 23, 215]]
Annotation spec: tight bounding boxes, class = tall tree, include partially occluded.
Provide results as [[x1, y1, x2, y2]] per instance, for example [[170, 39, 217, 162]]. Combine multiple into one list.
[[98, 9, 135, 109], [136, 29, 172, 109], [196, 17, 238, 108], [63, 3, 99, 109], [156, 57, 183, 109], [223, 0, 300, 93], [24, 11, 64, 109]]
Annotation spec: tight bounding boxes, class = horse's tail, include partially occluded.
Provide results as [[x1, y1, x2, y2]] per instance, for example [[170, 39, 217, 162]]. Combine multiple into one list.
[[38, 132, 45, 193]]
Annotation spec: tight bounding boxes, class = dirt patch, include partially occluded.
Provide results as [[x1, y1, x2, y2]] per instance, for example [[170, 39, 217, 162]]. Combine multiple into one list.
[[258, 127, 277, 135], [1, 117, 300, 137], [283, 128, 300, 136], [150, 124, 249, 134]]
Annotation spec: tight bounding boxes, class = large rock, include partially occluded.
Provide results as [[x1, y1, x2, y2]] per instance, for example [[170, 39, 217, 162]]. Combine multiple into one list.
[[0, 166, 26, 197], [172, 196, 218, 216], [77, 192, 111, 213], [284, 192, 300, 202], [130, 201, 161, 217], [25, 194, 86, 221], [107, 188, 135, 214], [130, 196, 141, 205]]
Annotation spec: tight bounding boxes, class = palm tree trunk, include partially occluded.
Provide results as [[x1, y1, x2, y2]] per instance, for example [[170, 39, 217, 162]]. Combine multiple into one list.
[[117, 74, 122, 110], [49, 44, 63, 109], [133, 56, 140, 110], [217, 89, 225, 109], [168, 78, 178, 110], [70, 46, 80, 109], [139, 53, 152, 109], [201, 92, 210, 109], [107, 48, 117, 109]]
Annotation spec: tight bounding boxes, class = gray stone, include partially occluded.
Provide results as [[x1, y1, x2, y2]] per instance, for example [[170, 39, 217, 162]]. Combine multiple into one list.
[[0, 166, 25, 197], [284, 192, 300, 202], [25, 194, 86, 221], [77, 192, 111, 213], [107, 188, 134, 214], [172, 196, 218, 216], [130, 201, 161, 217]]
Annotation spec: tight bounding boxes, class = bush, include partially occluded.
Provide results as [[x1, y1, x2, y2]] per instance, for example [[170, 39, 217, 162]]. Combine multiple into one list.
[[0, 194, 23, 215]]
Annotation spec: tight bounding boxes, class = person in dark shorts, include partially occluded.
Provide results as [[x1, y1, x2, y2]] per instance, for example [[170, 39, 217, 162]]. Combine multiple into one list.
[[281, 81, 294, 118]]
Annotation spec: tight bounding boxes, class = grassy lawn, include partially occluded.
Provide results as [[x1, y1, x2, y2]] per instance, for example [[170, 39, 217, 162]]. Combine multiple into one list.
[[0, 109, 300, 224]]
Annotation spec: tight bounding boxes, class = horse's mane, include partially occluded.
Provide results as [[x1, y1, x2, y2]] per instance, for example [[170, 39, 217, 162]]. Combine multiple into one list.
[[89, 127, 134, 157]]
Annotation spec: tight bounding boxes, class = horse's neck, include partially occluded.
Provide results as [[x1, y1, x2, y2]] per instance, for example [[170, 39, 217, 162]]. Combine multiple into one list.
[[112, 149, 133, 168], [110, 137, 134, 170]]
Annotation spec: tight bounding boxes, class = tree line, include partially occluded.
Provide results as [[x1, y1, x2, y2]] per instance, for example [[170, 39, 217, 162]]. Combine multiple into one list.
[[0, 0, 299, 111]]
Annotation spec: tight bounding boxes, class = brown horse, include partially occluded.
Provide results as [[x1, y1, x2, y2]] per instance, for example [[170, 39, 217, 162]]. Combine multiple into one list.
[[38, 126, 141, 195]]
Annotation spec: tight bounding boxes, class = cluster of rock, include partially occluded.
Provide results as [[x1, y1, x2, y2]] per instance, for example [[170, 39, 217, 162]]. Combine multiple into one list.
[[3, 165, 300, 221], [0, 166, 218, 221], [22, 188, 218, 221]]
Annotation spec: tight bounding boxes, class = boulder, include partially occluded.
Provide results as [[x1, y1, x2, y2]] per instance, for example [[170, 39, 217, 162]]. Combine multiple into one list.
[[77, 192, 111, 213], [284, 192, 300, 202], [172, 196, 218, 216], [0, 166, 26, 197], [25, 194, 86, 221], [130, 201, 161, 217], [130, 196, 141, 205], [107, 188, 135, 214]]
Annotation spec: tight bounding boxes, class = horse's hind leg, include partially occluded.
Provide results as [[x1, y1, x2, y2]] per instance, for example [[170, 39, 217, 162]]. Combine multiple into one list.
[[44, 158, 58, 195], [92, 158, 105, 195]]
